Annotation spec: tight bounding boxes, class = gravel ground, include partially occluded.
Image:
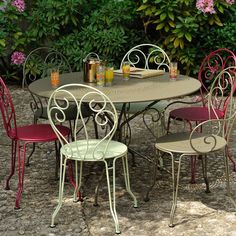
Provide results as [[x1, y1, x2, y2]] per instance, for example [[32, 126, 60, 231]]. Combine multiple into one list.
[[0, 85, 236, 236]]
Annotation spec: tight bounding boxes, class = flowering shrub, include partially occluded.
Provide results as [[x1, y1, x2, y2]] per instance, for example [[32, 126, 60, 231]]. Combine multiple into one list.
[[226, 0, 235, 3], [0, 0, 235, 83], [11, 51, 25, 65], [0, 0, 27, 81], [196, 0, 234, 14], [136, 0, 235, 75], [196, 0, 216, 14], [11, 0, 25, 12]]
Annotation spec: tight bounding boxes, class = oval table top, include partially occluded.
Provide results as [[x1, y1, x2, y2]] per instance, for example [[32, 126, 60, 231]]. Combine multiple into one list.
[[28, 72, 201, 103]]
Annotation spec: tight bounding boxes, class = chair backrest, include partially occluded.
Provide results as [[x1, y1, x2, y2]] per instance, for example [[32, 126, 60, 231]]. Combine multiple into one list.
[[22, 47, 72, 89], [0, 78, 17, 139], [190, 66, 236, 153], [120, 44, 170, 71], [198, 48, 236, 112], [47, 84, 118, 160]]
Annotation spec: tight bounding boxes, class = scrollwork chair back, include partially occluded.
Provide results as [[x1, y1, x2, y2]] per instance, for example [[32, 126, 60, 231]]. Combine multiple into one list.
[[120, 43, 170, 71], [22, 47, 72, 88], [190, 66, 236, 154], [22, 47, 73, 124], [47, 84, 118, 160], [0, 77, 17, 140], [198, 48, 236, 107]]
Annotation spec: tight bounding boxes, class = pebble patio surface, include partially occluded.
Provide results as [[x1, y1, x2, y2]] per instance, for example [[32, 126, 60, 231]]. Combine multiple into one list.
[[0, 86, 236, 236]]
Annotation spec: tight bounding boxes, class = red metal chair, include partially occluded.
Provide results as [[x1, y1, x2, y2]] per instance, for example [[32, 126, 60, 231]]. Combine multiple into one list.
[[0, 77, 71, 209], [166, 48, 236, 183]]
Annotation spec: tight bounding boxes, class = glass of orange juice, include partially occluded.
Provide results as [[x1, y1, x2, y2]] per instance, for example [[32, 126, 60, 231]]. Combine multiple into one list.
[[50, 68, 60, 88], [122, 61, 130, 81], [105, 65, 114, 86], [169, 62, 178, 81]]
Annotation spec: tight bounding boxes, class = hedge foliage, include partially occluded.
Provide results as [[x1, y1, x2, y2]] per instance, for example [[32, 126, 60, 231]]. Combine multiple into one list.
[[0, 0, 235, 82]]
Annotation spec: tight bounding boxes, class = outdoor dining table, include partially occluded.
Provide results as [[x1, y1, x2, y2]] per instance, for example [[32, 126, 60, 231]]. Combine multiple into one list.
[[28, 71, 201, 161], [28, 71, 201, 103]]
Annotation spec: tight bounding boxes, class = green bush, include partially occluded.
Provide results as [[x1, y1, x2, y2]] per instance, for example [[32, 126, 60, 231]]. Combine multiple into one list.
[[54, 0, 144, 70], [24, 0, 144, 71], [0, 1, 27, 81], [198, 4, 236, 51], [136, 0, 236, 75], [0, 0, 235, 83]]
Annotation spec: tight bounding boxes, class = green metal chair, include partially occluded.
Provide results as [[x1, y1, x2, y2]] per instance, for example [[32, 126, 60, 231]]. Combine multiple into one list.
[[154, 66, 236, 227], [47, 83, 137, 234]]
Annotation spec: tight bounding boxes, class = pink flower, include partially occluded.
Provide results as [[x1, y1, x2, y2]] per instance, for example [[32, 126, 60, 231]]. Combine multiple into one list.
[[225, 0, 235, 4], [196, 0, 216, 14], [11, 0, 25, 12], [11, 51, 26, 65]]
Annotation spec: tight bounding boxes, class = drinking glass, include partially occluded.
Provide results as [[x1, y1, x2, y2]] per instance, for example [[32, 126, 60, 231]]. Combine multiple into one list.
[[105, 65, 114, 86], [50, 68, 60, 88], [96, 65, 105, 86], [169, 62, 178, 81], [122, 61, 130, 81]]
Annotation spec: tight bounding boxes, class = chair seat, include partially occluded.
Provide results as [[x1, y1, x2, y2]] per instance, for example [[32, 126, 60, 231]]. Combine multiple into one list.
[[155, 132, 226, 154], [170, 106, 224, 122], [115, 101, 168, 113], [61, 139, 127, 161], [11, 124, 70, 142], [35, 103, 92, 121]]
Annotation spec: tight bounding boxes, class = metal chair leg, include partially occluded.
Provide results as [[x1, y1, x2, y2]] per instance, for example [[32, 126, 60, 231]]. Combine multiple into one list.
[[5, 140, 17, 190], [201, 155, 210, 193], [144, 149, 159, 202], [169, 154, 183, 227], [26, 143, 36, 166], [127, 148, 136, 167], [93, 115, 99, 139], [166, 116, 172, 134], [122, 154, 137, 207], [226, 146, 236, 172], [15, 142, 27, 209], [73, 161, 83, 202], [54, 141, 60, 180], [104, 160, 120, 234], [190, 156, 197, 184], [51, 155, 67, 227], [94, 168, 105, 206]]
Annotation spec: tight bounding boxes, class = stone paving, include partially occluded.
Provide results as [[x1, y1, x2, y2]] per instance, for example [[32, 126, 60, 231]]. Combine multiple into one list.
[[1, 85, 236, 235]]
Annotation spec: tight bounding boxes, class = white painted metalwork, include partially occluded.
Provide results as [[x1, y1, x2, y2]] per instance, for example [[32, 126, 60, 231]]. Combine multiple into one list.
[[154, 66, 236, 227], [47, 83, 137, 234], [118, 44, 171, 163], [120, 43, 170, 71]]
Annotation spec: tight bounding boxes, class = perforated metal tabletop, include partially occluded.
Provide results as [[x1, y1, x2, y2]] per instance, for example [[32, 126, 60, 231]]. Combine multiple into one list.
[[28, 72, 201, 103]]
